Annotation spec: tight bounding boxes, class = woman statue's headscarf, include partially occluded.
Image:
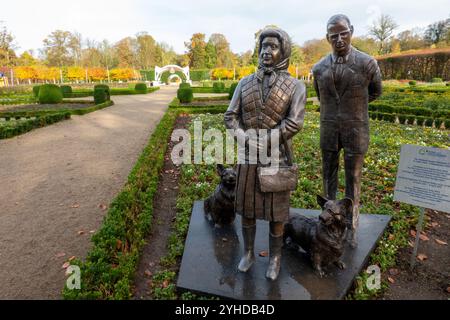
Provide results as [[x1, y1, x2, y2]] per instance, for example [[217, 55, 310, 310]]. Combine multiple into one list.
[[256, 27, 292, 86]]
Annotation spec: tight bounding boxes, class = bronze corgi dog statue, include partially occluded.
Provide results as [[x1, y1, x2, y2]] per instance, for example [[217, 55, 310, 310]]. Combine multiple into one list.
[[204, 164, 236, 227], [284, 195, 353, 277]]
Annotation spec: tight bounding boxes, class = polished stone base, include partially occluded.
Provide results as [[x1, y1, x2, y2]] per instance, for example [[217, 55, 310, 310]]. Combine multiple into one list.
[[176, 201, 391, 300]]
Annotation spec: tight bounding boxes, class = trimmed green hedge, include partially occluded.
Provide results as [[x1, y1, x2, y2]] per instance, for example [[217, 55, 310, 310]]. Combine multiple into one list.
[[134, 83, 148, 93], [38, 84, 63, 104], [228, 82, 238, 100], [94, 88, 110, 104], [63, 110, 179, 299], [33, 85, 41, 98], [60, 85, 73, 95], [190, 69, 211, 81], [179, 83, 191, 89], [213, 82, 225, 93], [168, 97, 228, 114], [0, 101, 114, 119], [369, 102, 449, 121], [0, 112, 71, 139], [177, 88, 193, 103]]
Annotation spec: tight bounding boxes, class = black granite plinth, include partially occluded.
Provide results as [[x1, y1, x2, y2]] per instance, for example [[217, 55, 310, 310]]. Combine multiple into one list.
[[176, 201, 391, 300]]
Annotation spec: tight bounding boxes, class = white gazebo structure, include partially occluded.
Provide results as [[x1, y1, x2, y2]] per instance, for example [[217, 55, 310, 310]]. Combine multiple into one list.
[[154, 65, 191, 85]]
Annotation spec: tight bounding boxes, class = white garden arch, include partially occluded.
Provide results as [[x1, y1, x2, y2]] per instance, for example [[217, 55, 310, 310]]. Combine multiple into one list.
[[154, 65, 191, 85]]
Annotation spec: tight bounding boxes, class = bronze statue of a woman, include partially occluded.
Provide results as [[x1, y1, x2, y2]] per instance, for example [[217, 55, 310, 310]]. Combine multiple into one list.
[[224, 27, 306, 280]]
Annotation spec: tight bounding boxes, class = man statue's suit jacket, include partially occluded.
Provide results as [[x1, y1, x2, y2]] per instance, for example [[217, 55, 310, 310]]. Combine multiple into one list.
[[312, 47, 382, 154]]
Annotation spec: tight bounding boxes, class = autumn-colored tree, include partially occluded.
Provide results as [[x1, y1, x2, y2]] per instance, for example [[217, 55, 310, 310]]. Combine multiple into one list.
[[211, 68, 233, 80], [34, 66, 60, 81], [288, 65, 297, 78], [208, 33, 234, 68], [14, 66, 37, 81], [17, 51, 38, 66], [352, 36, 378, 56], [237, 66, 255, 79], [88, 67, 107, 81], [114, 37, 137, 68], [396, 29, 426, 51], [135, 32, 158, 69], [66, 66, 85, 81], [185, 33, 207, 69], [110, 68, 136, 81], [302, 38, 329, 65], [236, 50, 253, 67], [42, 30, 79, 67]]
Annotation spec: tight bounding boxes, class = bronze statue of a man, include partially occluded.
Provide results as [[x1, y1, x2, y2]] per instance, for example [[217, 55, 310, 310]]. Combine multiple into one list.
[[312, 14, 382, 247], [224, 27, 306, 280]]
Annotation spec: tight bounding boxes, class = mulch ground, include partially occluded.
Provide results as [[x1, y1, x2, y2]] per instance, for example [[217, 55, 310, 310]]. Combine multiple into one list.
[[133, 114, 190, 299], [381, 209, 450, 300]]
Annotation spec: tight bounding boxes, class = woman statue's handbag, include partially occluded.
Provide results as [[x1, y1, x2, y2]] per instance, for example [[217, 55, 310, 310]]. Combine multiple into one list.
[[257, 132, 298, 193]]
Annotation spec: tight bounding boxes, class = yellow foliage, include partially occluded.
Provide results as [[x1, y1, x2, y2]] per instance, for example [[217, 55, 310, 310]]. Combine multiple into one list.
[[110, 68, 136, 81], [88, 68, 107, 81], [211, 68, 234, 80], [288, 65, 297, 77], [67, 67, 85, 81], [14, 66, 38, 80], [236, 66, 255, 79]]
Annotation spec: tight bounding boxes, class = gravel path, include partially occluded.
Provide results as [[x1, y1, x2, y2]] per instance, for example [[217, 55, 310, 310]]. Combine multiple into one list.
[[0, 87, 176, 299]]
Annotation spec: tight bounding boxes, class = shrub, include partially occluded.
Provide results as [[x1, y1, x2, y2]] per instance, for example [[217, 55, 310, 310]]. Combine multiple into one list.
[[431, 77, 443, 83], [432, 109, 450, 119], [416, 116, 426, 126], [228, 82, 239, 100], [94, 88, 108, 104], [396, 106, 412, 115], [408, 80, 417, 86], [370, 112, 378, 120], [33, 85, 41, 98], [424, 118, 434, 127], [38, 84, 63, 104], [177, 87, 193, 103], [94, 84, 110, 91], [60, 85, 73, 95], [434, 118, 443, 128], [213, 81, 225, 93], [398, 115, 407, 124], [376, 113, 384, 121], [179, 82, 191, 89], [134, 83, 148, 93], [445, 119, 450, 129], [383, 114, 396, 122], [407, 115, 416, 125], [94, 84, 110, 103], [410, 107, 432, 117]]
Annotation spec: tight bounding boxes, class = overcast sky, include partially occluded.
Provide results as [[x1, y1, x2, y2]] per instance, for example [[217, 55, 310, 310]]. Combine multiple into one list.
[[2, 0, 449, 55]]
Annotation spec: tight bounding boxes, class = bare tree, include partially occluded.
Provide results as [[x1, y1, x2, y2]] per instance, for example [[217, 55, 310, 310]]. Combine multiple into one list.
[[369, 14, 398, 54], [424, 18, 450, 45]]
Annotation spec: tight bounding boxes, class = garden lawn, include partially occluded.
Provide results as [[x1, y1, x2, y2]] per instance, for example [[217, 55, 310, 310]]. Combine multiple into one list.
[[149, 111, 449, 299]]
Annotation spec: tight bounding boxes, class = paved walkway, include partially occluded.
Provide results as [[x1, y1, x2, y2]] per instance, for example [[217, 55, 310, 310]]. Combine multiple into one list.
[[0, 87, 177, 299]]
